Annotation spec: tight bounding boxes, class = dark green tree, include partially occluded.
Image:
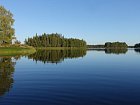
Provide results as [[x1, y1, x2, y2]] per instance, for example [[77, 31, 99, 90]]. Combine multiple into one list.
[[25, 33, 87, 48]]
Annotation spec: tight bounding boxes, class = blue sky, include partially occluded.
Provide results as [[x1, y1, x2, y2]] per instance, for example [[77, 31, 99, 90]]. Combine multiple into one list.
[[0, 0, 140, 45]]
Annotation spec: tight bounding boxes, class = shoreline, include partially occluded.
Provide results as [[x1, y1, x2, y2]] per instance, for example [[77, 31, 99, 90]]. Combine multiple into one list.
[[0, 46, 36, 56], [36, 47, 87, 50]]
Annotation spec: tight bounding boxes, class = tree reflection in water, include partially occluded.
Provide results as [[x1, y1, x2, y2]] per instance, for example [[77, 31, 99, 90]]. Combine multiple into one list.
[[28, 49, 87, 64], [105, 48, 128, 54], [134, 49, 140, 53], [88, 48, 128, 55], [0, 57, 16, 96]]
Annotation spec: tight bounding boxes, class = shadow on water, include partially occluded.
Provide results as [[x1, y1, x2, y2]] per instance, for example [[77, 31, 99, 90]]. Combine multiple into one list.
[[27, 49, 87, 64], [0, 56, 16, 96]]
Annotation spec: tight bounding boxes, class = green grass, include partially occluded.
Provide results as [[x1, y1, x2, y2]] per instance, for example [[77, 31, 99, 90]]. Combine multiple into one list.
[[0, 46, 87, 56], [0, 45, 36, 56]]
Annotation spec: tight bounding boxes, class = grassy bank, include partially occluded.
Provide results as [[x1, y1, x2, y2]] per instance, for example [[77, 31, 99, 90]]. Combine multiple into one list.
[[0, 46, 87, 56], [36, 47, 87, 50], [0, 45, 36, 56]]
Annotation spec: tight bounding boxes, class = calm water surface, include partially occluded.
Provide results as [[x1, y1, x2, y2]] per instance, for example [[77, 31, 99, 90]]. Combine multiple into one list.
[[0, 49, 140, 105]]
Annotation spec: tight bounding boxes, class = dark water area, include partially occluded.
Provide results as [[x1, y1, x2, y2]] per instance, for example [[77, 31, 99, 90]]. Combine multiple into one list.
[[0, 49, 140, 105]]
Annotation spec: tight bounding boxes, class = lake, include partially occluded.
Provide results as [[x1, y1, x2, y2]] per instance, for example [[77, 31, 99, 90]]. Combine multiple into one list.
[[0, 49, 140, 105]]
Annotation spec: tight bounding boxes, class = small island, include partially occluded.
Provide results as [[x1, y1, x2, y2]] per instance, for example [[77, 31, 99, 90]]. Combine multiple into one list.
[[25, 33, 87, 49], [87, 42, 128, 49]]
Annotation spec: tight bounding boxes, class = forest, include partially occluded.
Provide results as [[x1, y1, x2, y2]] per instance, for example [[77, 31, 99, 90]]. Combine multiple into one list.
[[134, 43, 140, 48], [105, 42, 128, 48], [25, 33, 87, 48]]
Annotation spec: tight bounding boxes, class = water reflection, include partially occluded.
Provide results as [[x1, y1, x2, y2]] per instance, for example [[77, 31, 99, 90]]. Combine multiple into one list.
[[0, 49, 138, 96], [88, 48, 128, 54], [134, 49, 140, 53], [28, 49, 87, 64], [105, 48, 128, 54], [0, 57, 16, 96]]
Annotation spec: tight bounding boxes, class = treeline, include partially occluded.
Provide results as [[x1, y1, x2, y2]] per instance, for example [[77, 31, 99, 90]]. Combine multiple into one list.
[[87, 45, 104, 48], [25, 33, 86, 48], [87, 42, 128, 49], [28, 49, 86, 64], [105, 42, 128, 48], [134, 43, 140, 48]]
